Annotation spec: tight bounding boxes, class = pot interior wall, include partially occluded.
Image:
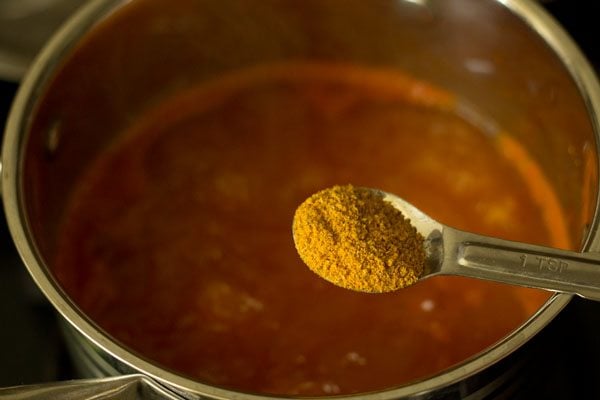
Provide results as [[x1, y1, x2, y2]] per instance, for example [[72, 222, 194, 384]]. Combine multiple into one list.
[[22, 0, 597, 301]]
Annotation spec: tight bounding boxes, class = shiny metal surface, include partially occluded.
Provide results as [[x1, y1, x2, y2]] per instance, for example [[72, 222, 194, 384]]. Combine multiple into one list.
[[384, 190, 600, 300], [0, 375, 182, 400], [2, 0, 600, 399], [0, 0, 82, 81]]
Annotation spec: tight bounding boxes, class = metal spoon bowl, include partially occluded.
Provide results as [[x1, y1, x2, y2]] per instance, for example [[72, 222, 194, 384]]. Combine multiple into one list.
[[380, 189, 600, 300]]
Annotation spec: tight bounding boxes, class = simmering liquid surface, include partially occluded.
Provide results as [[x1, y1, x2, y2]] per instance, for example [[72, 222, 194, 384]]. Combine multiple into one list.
[[54, 63, 566, 396]]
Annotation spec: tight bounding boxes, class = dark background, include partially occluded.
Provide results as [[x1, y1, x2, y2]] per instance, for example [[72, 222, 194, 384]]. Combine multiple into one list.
[[0, 0, 599, 397]]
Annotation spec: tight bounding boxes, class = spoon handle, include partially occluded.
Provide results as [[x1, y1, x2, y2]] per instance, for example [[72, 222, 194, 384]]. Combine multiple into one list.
[[440, 228, 600, 301]]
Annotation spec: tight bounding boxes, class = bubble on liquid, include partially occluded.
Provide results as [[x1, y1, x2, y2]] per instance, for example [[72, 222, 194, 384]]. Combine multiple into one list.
[[420, 299, 435, 312]]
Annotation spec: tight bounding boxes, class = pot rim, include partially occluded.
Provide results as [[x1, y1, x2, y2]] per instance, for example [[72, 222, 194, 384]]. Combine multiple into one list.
[[3, 0, 600, 398]]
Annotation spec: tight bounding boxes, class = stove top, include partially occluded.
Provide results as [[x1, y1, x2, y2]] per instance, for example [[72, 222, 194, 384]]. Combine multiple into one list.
[[0, 1, 599, 398]]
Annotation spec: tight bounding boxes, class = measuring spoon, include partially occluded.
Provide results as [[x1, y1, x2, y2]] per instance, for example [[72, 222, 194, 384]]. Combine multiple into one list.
[[380, 189, 600, 300]]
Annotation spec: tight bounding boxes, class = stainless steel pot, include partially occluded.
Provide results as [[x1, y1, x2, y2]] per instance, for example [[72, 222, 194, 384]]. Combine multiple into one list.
[[2, 0, 600, 398]]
